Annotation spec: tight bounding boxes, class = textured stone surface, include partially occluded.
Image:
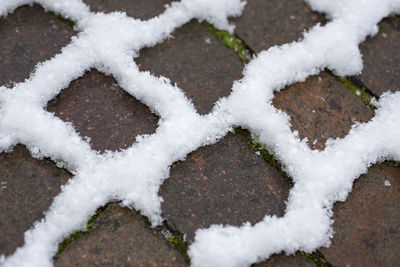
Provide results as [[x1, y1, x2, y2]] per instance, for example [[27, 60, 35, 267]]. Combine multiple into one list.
[[0, 145, 71, 256], [159, 132, 291, 242], [0, 4, 75, 87], [253, 253, 315, 267], [137, 21, 243, 114], [273, 72, 374, 150], [46, 70, 159, 153], [54, 203, 187, 267], [321, 163, 400, 266], [83, 0, 171, 20], [351, 16, 400, 96], [233, 0, 325, 53]]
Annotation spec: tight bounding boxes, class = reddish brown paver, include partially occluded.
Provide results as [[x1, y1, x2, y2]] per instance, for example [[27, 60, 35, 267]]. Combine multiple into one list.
[[0, 145, 71, 256], [137, 21, 244, 114], [273, 72, 374, 150], [321, 163, 400, 266], [0, 4, 75, 87], [232, 0, 325, 53], [159, 132, 291, 242], [54, 203, 188, 267], [253, 253, 316, 267], [46, 70, 159, 153], [83, 0, 171, 20], [351, 16, 400, 96]]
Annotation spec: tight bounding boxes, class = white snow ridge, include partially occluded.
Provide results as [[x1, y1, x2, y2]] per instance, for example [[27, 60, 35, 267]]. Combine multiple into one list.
[[0, 0, 399, 266]]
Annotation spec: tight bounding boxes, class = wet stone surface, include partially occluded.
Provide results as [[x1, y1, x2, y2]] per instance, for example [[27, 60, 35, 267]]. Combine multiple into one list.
[[0, 145, 71, 256], [159, 132, 291, 242], [273, 72, 374, 150], [232, 0, 325, 53], [83, 0, 171, 20], [0, 4, 75, 87], [321, 163, 400, 266], [137, 21, 244, 114], [54, 203, 187, 267], [46, 70, 159, 153], [253, 253, 316, 267], [351, 16, 400, 96]]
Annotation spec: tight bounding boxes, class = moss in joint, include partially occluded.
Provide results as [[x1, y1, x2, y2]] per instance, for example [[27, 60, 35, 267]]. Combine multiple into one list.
[[336, 76, 376, 110], [384, 160, 400, 167], [168, 235, 190, 263], [233, 127, 294, 186], [50, 11, 75, 28], [203, 22, 252, 64], [301, 251, 332, 267], [57, 206, 105, 254]]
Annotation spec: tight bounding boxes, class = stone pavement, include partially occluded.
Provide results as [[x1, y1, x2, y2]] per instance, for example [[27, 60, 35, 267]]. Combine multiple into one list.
[[0, 0, 399, 266]]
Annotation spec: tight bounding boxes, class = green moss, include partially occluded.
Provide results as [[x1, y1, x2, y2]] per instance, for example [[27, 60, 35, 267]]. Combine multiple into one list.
[[57, 206, 105, 254], [50, 11, 75, 28], [384, 160, 400, 167], [233, 127, 294, 186], [203, 22, 252, 64], [336, 76, 376, 110], [301, 251, 332, 267], [57, 230, 84, 254], [168, 235, 190, 263]]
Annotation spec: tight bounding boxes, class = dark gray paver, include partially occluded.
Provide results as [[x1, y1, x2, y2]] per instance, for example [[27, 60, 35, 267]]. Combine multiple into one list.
[[54, 203, 188, 267], [0, 145, 71, 256], [137, 20, 244, 114], [273, 72, 374, 150], [159, 132, 291, 242], [0, 4, 75, 87], [232, 0, 325, 53], [253, 253, 316, 267], [46, 70, 159, 153], [83, 0, 171, 20], [351, 16, 400, 96], [321, 163, 400, 266]]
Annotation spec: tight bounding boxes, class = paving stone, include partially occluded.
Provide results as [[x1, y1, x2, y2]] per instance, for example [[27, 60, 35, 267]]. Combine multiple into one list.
[[137, 21, 244, 114], [0, 4, 75, 87], [0, 145, 71, 256], [83, 0, 171, 20], [232, 0, 325, 53], [159, 132, 291, 242], [273, 72, 374, 150], [54, 203, 187, 267], [46, 70, 159, 153], [351, 16, 400, 96], [321, 163, 400, 266], [252, 253, 315, 267]]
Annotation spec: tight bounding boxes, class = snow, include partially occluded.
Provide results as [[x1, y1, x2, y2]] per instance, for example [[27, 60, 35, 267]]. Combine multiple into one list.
[[384, 179, 392, 186], [0, 0, 399, 267]]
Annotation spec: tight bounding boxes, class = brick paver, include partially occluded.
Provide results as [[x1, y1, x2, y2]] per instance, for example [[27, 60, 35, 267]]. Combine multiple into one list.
[[351, 16, 400, 96], [46, 70, 159, 153], [83, 0, 171, 20], [273, 72, 374, 150], [137, 21, 243, 114], [0, 146, 71, 256], [233, 0, 325, 53], [0, 4, 74, 87], [253, 253, 316, 267], [54, 203, 187, 266], [160, 132, 290, 242], [320, 163, 400, 266]]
